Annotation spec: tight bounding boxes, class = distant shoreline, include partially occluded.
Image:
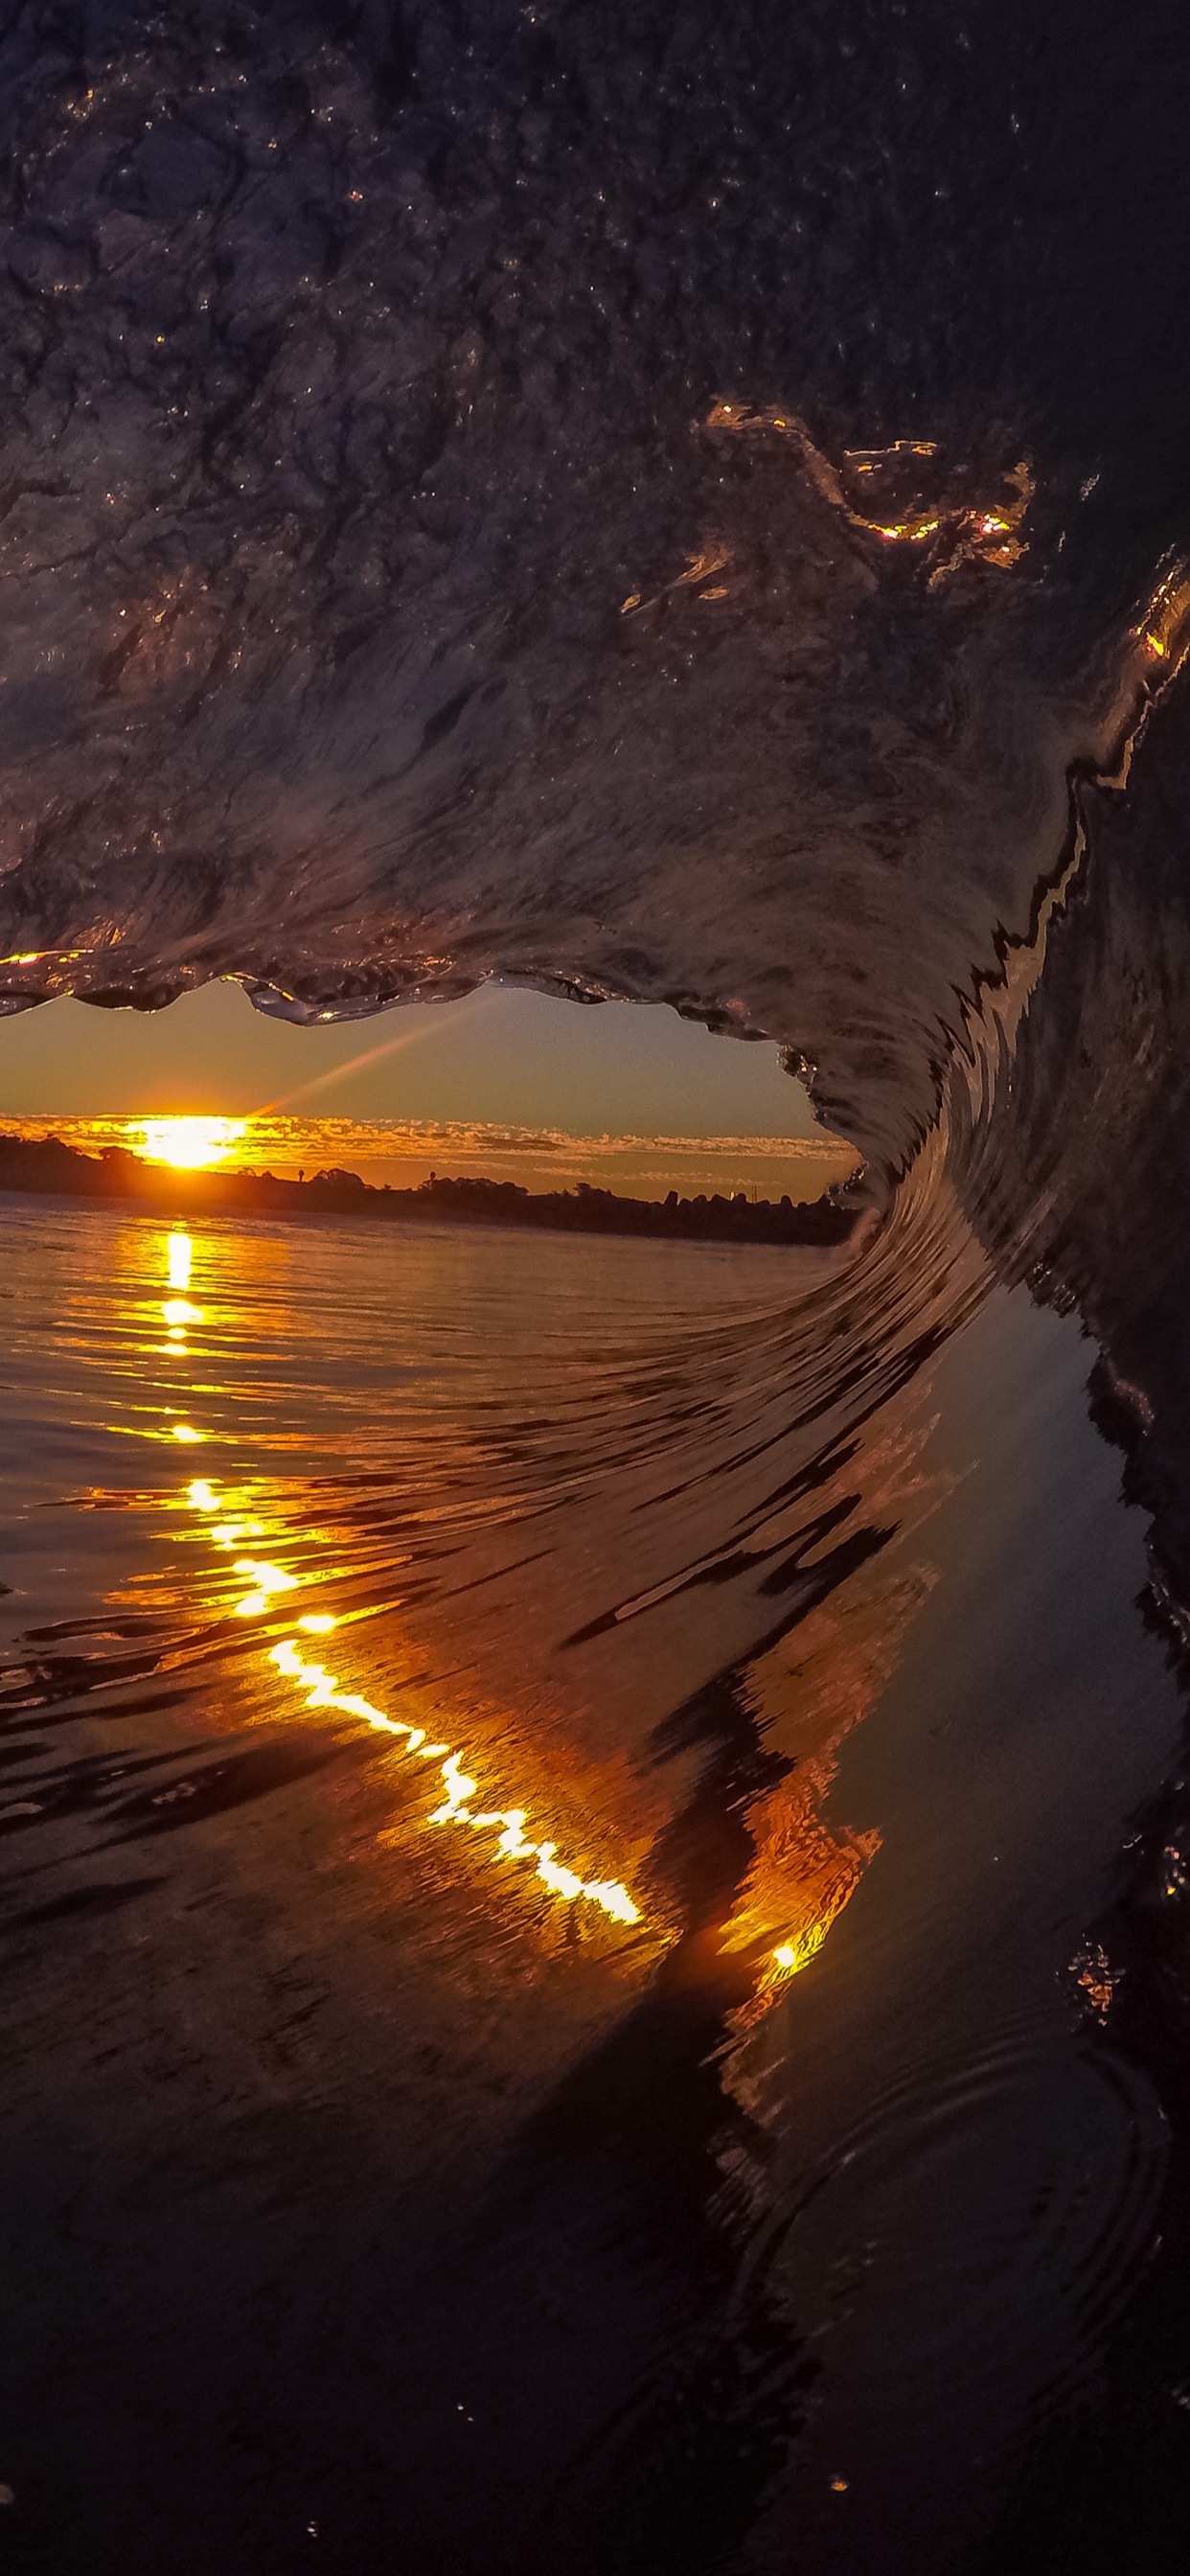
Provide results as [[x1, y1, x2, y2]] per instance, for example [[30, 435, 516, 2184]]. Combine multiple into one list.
[[0, 1136, 858, 1249]]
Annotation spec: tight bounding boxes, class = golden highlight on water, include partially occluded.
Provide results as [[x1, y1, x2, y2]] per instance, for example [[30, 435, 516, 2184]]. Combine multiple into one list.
[[161, 1223, 838, 1976], [183, 1456, 645, 1929]]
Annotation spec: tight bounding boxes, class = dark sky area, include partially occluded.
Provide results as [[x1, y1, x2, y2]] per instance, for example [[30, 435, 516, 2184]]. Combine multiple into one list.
[[0, 979, 820, 1138]]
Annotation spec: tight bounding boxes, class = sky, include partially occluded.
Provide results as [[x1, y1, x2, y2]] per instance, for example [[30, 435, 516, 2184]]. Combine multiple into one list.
[[0, 978, 823, 1141]]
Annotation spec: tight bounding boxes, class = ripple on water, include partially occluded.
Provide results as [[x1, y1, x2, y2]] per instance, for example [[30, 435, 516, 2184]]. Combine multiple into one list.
[[737, 2022, 1169, 2561]]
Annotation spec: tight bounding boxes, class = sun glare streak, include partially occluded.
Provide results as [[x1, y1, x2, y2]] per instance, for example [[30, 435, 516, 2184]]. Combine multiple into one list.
[[261, 1014, 451, 1116], [167, 1231, 193, 1289], [180, 1475, 643, 1930]]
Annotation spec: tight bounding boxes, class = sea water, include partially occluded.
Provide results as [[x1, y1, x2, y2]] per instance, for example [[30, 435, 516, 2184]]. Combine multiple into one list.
[[0, 1192, 1183, 2573]]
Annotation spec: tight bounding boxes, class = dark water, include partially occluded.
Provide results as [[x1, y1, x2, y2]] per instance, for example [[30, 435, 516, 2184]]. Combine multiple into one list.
[[6, 0, 1190, 2566], [0, 1179, 1186, 2574]]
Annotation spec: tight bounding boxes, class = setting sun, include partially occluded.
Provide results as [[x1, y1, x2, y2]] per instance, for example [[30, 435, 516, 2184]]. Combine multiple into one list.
[[130, 1116, 247, 1170]]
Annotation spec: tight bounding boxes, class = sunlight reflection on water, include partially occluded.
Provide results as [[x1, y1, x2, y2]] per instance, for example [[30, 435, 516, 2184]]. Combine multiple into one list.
[[182, 1466, 646, 1929], [0, 1173, 1183, 2575], [0, 1193, 924, 2013]]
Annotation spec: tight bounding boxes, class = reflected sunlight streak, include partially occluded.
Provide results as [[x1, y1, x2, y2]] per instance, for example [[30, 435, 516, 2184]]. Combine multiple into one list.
[[185, 1476, 644, 1930], [157, 1235, 822, 1974], [167, 1231, 193, 1289]]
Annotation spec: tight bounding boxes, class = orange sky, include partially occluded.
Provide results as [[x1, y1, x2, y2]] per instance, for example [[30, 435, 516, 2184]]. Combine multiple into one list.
[[0, 977, 827, 1142]]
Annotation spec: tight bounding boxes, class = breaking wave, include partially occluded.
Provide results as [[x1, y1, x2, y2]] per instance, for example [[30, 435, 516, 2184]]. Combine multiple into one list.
[[8, 3, 1190, 2567]]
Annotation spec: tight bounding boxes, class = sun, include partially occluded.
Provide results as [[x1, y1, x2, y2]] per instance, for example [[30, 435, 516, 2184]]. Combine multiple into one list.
[[129, 1116, 247, 1170]]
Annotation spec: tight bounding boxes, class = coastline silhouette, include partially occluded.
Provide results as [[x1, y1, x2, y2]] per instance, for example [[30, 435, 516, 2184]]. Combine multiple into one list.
[[0, 1135, 857, 1249]]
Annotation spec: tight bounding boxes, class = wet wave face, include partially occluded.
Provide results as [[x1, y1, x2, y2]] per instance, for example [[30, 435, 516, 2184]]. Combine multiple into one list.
[[0, 0, 1188, 1162], [8, 5, 1190, 2572]]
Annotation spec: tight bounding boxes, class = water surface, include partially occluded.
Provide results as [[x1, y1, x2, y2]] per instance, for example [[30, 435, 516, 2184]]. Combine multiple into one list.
[[1, 1190, 1185, 2572]]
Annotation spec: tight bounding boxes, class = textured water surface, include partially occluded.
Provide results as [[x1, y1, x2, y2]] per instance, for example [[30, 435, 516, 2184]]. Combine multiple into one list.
[[0, 1170, 1184, 2573]]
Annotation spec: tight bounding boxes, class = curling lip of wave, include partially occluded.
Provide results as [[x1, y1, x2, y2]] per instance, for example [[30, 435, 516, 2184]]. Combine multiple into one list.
[[0, 0, 1181, 1177]]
